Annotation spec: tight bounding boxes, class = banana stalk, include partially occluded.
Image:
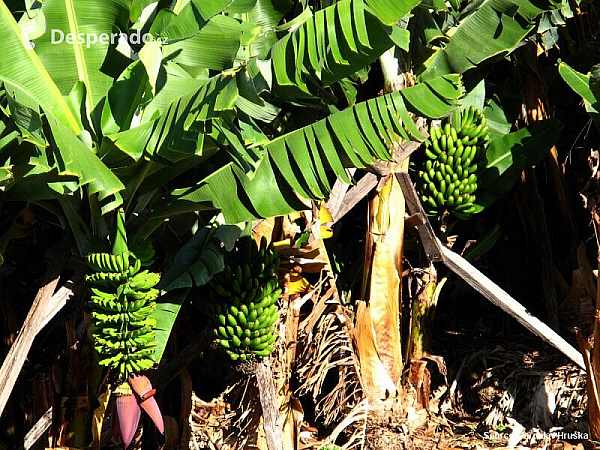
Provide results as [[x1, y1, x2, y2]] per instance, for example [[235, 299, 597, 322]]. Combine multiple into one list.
[[356, 166, 406, 402], [353, 50, 408, 404], [407, 265, 442, 361]]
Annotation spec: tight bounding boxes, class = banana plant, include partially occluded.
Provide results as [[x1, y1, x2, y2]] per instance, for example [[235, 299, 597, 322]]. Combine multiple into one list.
[[0, 1, 463, 443], [559, 60, 600, 441], [411, 0, 564, 80], [405, 0, 566, 218], [0, 0, 464, 362], [0, 0, 462, 239], [85, 209, 164, 447], [0, 0, 578, 447], [0, 0, 563, 382]]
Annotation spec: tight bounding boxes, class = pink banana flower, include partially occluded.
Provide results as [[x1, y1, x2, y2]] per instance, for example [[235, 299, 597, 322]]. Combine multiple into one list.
[[129, 374, 165, 435], [113, 375, 164, 449]]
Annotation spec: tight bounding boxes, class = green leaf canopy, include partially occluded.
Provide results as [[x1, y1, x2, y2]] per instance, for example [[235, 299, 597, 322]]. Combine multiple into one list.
[[418, 0, 562, 79]]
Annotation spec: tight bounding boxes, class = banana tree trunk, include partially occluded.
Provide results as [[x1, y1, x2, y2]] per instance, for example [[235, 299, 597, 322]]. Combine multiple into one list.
[[356, 169, 405, 403], [354, 49, 413, 406], [407, 263, 438, 361], [577, 156, 600, 440]]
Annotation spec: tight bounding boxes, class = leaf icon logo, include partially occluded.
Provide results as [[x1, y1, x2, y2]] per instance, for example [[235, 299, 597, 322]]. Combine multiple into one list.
[[20, 20, 36, 50]]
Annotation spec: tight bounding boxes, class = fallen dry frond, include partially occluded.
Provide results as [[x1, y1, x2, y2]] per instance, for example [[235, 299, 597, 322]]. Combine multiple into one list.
[[294, 277, 365, 438], [330, 398, 369, 450]]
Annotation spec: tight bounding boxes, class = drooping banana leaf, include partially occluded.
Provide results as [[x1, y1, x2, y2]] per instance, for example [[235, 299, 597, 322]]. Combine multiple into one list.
[[418, 0, 563, 79], [0, 92, 81, 199], [558, 62, 600, 127], [23, 0, 130, 112], [146, 75, 461, 223], [107, 71, 241, 166], [46, 115, 125, 213], [104, 0, 425, 171], [0, 86, 125, 212], [0, 3, 130, 212], [0, 3, 82, 132], [474, 118, 563, 211], [270, 0, 418, 98], [150, 216, 243, 363]]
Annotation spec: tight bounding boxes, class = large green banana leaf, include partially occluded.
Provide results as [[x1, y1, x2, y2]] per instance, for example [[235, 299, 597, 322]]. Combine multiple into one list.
[[143, 75, 461, 224], [0, 85, 125, 212], [558, 62, 600, 127], [0, 2, 81, 132], [104, 62, 274, 180], [108, 71, 240, 163], [474, 119, 563, 211], [0, 2, 127, 211], [100, 0, 425, 171], [28, 0, 130, 112], [270, 0, 418, 97], [46, 115, 125, 213], [418, 0, 562, 79], [151, 216, 243, 364]]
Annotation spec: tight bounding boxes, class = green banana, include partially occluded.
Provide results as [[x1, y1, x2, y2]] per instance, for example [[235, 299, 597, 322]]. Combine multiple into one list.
[[232, 279, 242, 295], [226, 314, 238, 328], [425, 148, 438, 160], [129, 271, 160, 291], [208, 236, 281, 360], [418, 106, 490, 219], [85, 221, 161, 381], [212, 284, 232, 298]]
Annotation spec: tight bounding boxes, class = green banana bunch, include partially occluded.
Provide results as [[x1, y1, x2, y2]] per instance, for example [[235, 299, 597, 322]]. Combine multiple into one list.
[[85, 211, 160, 380], [418, 106, 490, 218], [208, 236, 281, 362]]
